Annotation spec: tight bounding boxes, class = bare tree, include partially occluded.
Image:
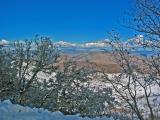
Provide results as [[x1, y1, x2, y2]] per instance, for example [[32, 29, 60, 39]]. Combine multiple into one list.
[[130, 0, 160, 88], [124, 0, 160, 37], [102, 0, 160, 119]]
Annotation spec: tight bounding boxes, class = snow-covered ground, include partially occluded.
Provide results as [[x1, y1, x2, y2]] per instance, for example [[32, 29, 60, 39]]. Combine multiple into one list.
[[0, 100, 114, 120]]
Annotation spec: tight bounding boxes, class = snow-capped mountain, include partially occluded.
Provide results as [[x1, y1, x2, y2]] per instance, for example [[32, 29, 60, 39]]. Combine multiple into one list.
[[82, 39, 110, 48], [0, 35, 145, 48], [54, 39, 110, 48], [0, 35, 146, 48], [54, 35, 151, 48], [127, 35, 144, 45], [54, 41, 76, 47], [0, 39, 10, 45]]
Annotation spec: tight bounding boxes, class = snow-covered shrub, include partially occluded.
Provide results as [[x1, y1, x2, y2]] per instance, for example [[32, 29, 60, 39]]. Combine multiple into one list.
[[0, 36, 59, 103]]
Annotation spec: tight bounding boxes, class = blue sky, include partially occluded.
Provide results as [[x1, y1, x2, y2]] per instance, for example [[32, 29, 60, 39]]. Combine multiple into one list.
[[0, 0, 135, 43]]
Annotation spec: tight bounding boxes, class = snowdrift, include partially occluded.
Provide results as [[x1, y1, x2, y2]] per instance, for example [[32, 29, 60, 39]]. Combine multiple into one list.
[[0, 100, 113, 120]]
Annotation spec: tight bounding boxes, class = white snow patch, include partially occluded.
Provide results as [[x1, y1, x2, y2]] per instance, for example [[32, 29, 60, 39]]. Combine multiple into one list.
[[0, 100, 114, 120]]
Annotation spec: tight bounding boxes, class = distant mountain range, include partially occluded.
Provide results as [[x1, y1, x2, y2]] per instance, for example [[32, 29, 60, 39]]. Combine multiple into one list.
[[53, 35, 145, 48], [1, 35, 158, 56], [53, 39, 111, 48], [0, 35, 143, 48]]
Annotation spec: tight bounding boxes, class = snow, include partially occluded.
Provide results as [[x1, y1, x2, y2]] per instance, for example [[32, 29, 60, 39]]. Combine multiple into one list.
[[0, 39, 9, 45], [55, 41, 76, 47], [0, 100, 114, 120], [84, 42, 106, 48], [53, 40, 110, 48]]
